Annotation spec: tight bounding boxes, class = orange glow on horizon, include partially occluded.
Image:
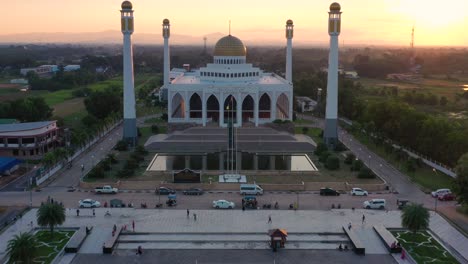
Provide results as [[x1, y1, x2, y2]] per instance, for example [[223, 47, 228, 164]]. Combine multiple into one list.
[[2, 0, 467, 46]]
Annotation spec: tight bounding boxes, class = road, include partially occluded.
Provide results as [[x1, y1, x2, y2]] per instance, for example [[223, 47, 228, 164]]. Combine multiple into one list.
[[299, 115, 431, 204]]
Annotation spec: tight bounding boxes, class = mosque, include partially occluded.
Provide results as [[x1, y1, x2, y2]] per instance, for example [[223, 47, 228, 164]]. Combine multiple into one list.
[[161, 20, 295, 127]]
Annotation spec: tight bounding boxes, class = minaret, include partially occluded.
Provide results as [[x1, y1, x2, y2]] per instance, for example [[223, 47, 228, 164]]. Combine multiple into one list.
[[120, 1, 137, 145], [285, 19, 294, 83], [163, 19, 170, 85], [324, 2, 341, 148]]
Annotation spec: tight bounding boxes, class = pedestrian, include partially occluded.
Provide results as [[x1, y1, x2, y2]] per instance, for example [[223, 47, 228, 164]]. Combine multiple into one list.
[[268, 215, 272, 224], [51, 198, 54, 204], [93, 209, 95, 217], [76, 209, 80, 217], [362, 214, 366, 224], [242, 206, 245, 211], [113, 224, 117, 233], [193, 213, 197, 221], [348, 222, 352, 230], [187, 209, 190, 218], [132, 220, 135, 232], [401, 249, 406, 260], [136, 245, 143, 255], [47, 196, 51, 203]]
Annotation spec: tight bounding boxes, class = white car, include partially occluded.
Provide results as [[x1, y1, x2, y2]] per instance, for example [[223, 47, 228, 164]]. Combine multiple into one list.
[[431, 189, 451, 198], [363, 199, 386, 209], [79, 199, 101, 208], [213, 200, 235, 209], [351, 188, 368, 196]]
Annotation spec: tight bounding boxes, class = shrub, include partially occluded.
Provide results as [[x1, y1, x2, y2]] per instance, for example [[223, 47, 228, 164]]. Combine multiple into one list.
[[319, 151, 331, 163], [405, 158, 417, 173], [151, 124, 160, 134], [334, 141, 347, 151], [115, 140, 128, 151], [358, 167, 375, 178], [88, 166, 105, 178], [314, 142, 328, 156], [325, 155, 340, 170], [351, 159, 364, 171], [344, 153, 356, 164], [161, 113, 168, 121], [302, 127, 309, 134], [135, 145, 148, 156]]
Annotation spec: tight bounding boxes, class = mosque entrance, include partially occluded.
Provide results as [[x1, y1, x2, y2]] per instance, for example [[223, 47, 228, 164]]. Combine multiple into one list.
[[206, 95, 220, 124], [189, 93, 202, 118], [242, 95, 254, 123], [259, 93, 271, 119], [223, 95, 237, 124]]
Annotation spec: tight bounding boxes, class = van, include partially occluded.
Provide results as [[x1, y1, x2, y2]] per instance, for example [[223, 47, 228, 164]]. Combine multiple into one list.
[[363, 199, 386, 209], [240, 184, 263, 195], [431, 188, 451, 198]]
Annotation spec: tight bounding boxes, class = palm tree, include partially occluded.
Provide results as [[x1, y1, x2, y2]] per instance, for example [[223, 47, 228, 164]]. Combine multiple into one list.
[[6, 232, 38, 264], [401, 203, 430, 233], [36, 202, 66, 238]]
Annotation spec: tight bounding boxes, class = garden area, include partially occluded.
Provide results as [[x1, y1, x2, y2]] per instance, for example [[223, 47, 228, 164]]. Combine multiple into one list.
[[392, 230, 458, 264], [34, 230, 75, 264]]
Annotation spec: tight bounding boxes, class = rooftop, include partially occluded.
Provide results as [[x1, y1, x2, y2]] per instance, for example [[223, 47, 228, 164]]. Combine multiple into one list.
[[0, 121, 56, 133], [172, 71, 287, 85]]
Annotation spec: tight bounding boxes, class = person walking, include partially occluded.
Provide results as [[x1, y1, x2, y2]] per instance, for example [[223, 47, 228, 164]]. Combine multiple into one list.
[[76, 209, 80, 217], [268, 215, 272, 224], [193, 213, 197, 221], [187, 209, 190, 218], [348, 222, 352, 230], [362, 214, 366, 224], [93, 209, 95, 217], [132, 220, 135, 232]]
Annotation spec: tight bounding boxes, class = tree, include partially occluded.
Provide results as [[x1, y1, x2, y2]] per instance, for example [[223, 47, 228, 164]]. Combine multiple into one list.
[[401, 203, 430, 233], [325, 155, 340, 170], [6, 232, 39, 264], [351, 159, 364, 171], [319, 151, 331, 163], [302, 127, 309, 134], [36, 202, 66, 238], [314, 142, 328, 156], [151, 124, 160, 134], [344, 153, 356, 164], [358, 167, 375, 178], [84, 88, 122, 119], [453, 153, 468, 205], [439, 96, 448, 106]]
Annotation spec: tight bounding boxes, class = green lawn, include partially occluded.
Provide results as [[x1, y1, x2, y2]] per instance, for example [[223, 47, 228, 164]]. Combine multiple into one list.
[[34, 230, 75, 264], [63, 110, 88, 128], [43, 89, 74, 106], [350, 130, 454, 192], [392, 230, 458, 264], [295, 126, 323, 144]]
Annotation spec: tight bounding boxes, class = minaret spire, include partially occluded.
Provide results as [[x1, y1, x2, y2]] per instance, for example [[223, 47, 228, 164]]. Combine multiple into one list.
[[285, 19, 294, 83], [229, 20, 231, 35], [163, 19, 171, 86], [324, 2, 342, 148], [120, 1, 137, 145]]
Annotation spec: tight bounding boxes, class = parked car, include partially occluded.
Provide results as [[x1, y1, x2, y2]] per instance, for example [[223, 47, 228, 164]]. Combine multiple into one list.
[[431, 188, 451, 198], [79, 199, 101, 208], [320, 187, 340, 196], [156, 187, 176, 195], [438, 193, 455, 201], [183, 188, 204, 195], [213, 200, 235, 209], [363, 199, 386, 209], [95, 185, 118, 194], [240, 184, 263, 195], [351, 188, 368, 196]]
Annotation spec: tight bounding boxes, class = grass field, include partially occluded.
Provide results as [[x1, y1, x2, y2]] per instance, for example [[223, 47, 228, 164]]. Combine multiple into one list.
[[295, 126, 323, 144], [392, 230, 458, 264], [34, 230, 75, 264]]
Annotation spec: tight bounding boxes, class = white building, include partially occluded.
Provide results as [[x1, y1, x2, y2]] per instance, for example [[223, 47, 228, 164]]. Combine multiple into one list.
[[165, 34, 293, 128]]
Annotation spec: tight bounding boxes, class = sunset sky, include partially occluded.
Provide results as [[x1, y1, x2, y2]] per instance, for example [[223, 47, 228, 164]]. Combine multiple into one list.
[[3, 0, 468, 46]]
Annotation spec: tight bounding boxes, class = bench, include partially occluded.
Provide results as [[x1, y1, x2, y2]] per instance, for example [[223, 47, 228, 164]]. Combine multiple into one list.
[[65, 227, 89, 253], [342, 226, 365, 255], [103, 227, 122, 254], [373, 225, 402, 253]]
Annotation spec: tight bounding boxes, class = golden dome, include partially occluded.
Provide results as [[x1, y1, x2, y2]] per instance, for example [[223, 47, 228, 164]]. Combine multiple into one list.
[[163, 18, 170, 25], [330, 2, 341, 12], [121, 1, 132, 10], [286, 19, 293, 25], [213, 35, 246, 56]]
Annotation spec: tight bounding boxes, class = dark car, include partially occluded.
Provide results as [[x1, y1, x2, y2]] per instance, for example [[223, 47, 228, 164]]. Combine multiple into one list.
[[438, 193, 455, 201], [320, 187, 340, 196], [183, 188, 204, 195], [156, 187, 175, 195]]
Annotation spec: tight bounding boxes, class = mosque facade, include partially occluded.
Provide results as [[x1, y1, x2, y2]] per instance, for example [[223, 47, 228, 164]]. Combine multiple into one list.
[[163, 23, 294, 127]]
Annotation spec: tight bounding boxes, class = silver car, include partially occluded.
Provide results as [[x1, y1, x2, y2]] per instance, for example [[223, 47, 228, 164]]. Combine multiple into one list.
[[212, 200, 235, 209], [79, 199, 101, 208]]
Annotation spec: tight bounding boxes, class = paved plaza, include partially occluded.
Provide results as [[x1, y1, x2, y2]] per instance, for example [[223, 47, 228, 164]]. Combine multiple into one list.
[[0, 208, 467, 264]]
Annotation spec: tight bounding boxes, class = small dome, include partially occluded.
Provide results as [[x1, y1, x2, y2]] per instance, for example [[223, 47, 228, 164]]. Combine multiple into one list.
[[163, 18, 170, 25], [121, 1, 132, 10], [286, 19, 293, 25], [330, 2, 341, 11], [213, 35, 246, 57]]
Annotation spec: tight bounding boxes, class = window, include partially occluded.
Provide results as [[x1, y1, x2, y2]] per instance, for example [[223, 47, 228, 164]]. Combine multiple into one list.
[[7, 138, 18, 144]]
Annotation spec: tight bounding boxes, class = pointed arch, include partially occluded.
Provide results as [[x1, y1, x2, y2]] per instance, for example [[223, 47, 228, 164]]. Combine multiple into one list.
[[189, 93, 202, 118], [242, 95, 254, 122], [276, 93, 289, 119], [223, 95, 237, 123], [206, 94, 220, 123], [259, 93, 271, 119], [171, 93, 185, 118]]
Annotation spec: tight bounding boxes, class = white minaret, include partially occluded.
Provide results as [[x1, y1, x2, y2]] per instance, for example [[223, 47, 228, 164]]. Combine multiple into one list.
[[324, 2, 341, 148], [121, 1, 137, 145], [285, 19, 294, 83], [163, 19, 170, 85]]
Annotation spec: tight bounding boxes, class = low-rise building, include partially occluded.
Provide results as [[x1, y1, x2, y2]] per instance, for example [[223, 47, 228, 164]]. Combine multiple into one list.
[[0, 121, 60, 159]]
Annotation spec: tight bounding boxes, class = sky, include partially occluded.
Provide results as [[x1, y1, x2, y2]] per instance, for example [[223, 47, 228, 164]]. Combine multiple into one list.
[[3, 0, 468, 46]]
